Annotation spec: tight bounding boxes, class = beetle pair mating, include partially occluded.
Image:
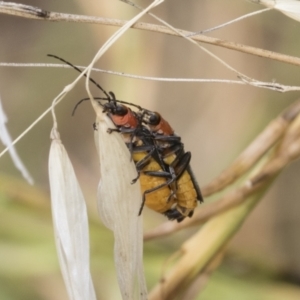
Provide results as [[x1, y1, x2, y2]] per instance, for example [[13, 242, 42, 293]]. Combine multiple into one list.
[[48, 54, 203, 222], [101, 96, 204, 222]]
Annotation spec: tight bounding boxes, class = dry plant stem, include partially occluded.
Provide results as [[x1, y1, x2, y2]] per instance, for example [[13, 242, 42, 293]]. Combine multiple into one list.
[[144, 160, 274, 242], [83, 0, 164, 105], [179, 251, 225, 300], [149, 114, 300, 299], [203, 99, 300, 196], [193, 8, 271, 35], [144, 99, 300, 241], [0, 0, 164, 160], [121, 0, 250, 85], [0, 62, 252, 84], [1, 2, 300, 68], [149, 186, 273, 300], [121, 0, 300, 92]]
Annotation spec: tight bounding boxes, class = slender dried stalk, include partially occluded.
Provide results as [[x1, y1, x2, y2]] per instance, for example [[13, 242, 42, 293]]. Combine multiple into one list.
[[1, 1, 300, 67], [148, 110, 300, 299], [144, 99, 300, 241]]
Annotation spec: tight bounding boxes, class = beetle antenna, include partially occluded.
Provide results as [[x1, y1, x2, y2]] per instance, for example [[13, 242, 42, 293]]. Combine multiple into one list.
[[72, 96, 111, 116], [47, 54, 111, 99], [48, 55, 148, 113], [111, 98, 143, 111], [72, 98, 90, 116]]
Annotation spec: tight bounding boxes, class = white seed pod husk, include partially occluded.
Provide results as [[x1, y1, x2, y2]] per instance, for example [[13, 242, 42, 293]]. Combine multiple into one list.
[[93, 105, 147, 300], [253, 0, 300, 22], [49, 128, 96, 300]]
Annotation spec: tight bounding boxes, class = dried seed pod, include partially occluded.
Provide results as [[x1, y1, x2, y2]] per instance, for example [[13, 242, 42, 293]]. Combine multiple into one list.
[[93, 106, 147, 300], [49, 128, 96, 300]]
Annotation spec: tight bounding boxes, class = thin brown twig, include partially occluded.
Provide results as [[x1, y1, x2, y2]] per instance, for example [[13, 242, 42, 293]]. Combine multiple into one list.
[[203, 99, 300, 196], [1, 1, 300, 68], [144, 99, 300, 241], [148, 190, 270, 299], [148, 112, 300, 300], [144, 169, 271, 242], [179, 251, 225, 299], [119, 0, 300, 93]]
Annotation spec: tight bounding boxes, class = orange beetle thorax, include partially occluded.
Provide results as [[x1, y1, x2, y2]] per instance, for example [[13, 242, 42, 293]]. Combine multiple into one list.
[[110, 108, 138, 129], [150, 114, 174, 135]]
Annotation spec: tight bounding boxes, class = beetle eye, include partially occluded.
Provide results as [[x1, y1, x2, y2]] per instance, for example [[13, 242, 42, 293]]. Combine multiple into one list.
[[103, 103, 127, 116], [115, 104, 128, 116], [148, 112, 160, 125]]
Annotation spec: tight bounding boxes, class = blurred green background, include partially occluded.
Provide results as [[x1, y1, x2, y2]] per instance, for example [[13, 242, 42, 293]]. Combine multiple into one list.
[[1, 0, 300, 299]]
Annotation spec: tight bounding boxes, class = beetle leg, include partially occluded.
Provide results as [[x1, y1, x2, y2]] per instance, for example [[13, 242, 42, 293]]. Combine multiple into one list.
[[107, 127, 120, 134], [160, 143, 184, 159], [131, 147, 154, 175], [164, 207, 194, 222], [164, 208, 185, 222], [131, 149, 155, 184], [138, 193, 147, 216], [154, 134, 181, 143], [143, 170, 172, 178], [170, 151, 191, 179], [131, 145, 155, 153], [168, 151, 203, 203], [185, 165, 204, 203], [166, 188, 176, 203], [138, 167, 183, 216], [138, 178, 176, 216]]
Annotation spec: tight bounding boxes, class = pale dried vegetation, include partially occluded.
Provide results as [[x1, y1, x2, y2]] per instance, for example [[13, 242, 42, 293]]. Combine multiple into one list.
[[1, 1, 300, 300]]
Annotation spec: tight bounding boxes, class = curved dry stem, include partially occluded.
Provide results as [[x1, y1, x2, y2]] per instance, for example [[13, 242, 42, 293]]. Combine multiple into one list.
[[144, 99, 300, 241], [203, 99, 300, 196], [148, 112, 300, 299], [192, 8, 272, 35], [148, 174, 273, 300], [1, 2, 300, 67]]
